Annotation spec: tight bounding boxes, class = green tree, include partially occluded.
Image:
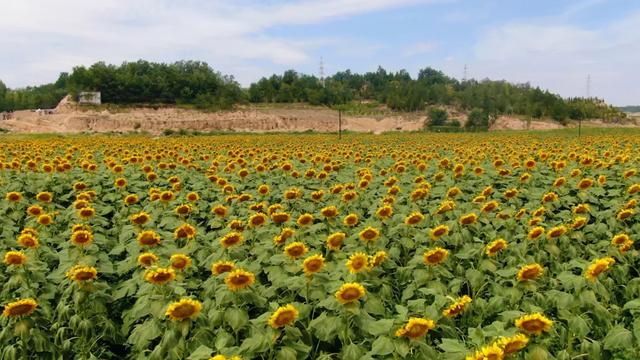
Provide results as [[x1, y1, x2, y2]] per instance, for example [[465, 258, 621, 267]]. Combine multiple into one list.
[[466, 108, 489, 129], [428, 108, 448, 126]]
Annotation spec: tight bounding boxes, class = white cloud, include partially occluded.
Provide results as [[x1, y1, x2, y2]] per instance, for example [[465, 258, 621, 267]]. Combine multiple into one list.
[[0, 0, 436, 87], [470, 12, 640, 105]]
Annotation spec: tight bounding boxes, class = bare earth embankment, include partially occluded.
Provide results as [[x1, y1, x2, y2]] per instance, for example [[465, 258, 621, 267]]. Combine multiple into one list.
[[1, 100, 637, 134]]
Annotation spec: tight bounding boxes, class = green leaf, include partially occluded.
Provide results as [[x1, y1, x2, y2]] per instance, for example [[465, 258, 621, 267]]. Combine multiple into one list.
[[623, 299, 640, 311], [603, 325, 633, 350], [438, 338, 467, 353], [342, 343, 364, 360], [365, 319, 394, 336], [370, 336, 394, 356], [276, 347, 298, 360], [224, 308, 248, 332], [187, 345, 213, 360]]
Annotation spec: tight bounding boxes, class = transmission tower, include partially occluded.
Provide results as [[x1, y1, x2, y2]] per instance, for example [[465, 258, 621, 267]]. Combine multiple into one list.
[[586, 74, 591, 98], [319, 57, 325, 88], [463, 64, 467, 82]]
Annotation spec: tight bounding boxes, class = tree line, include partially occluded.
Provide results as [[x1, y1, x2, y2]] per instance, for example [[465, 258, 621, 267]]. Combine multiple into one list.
[[0, 61, 626, 123]]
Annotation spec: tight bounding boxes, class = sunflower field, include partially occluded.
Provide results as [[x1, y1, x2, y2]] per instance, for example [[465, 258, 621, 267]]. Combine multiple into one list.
[[1, 130, 639, 360]]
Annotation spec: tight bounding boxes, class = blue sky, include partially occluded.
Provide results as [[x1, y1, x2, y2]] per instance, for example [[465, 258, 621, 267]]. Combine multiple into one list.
[[1, 0, 639, 105]]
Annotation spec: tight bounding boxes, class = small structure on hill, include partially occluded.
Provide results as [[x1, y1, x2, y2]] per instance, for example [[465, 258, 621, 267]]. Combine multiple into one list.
[[78, 92, 101, 105]]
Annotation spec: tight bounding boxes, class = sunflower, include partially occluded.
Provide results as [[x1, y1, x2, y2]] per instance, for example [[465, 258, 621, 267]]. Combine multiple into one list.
[[577, 178, 594, 190], [144, 267, 176, 285], [211, 204, 228, 218], [296, 213, 314, 226], [5, 192, 23, 202], [137, 230, 161, 247], [174, 223, 197, 240], [224, 269, 255, 291], [585, 257, 615, 281], [268, 304, 299, 328], [124, 194, 139, 205], [515, 313, 553, 335], [70, 230, 93, 247], [494, 334, 529, 355], [573, 204, 590, 214], [517, 263, 544, 281], [436, 200, 455, 214], [359, 227, 380, 243], [542, 192, 558, 203], [211, 261, 235, 275], [423, 248, 448, 266], [284, 242, 308, 259], [326, 232, 346, 250], [165, 298, 202, 321], [527, 226, 545, 240], [248, 213, 268, 227], [186, 192, 200, 202], [611, 234, 629, 246], [3, 251, 27, 266], [17, 233, 39, 248], [36, 192, 53, 203], [480, 201, 499, 213], [66, 265, 98, 282], [376, 205, 393, 219], [114, 178, 128, 188], [346, 252, 369, 273], [619, 239, 634, 253], [479, 344, 504, 360], [503, 188, 518, 199], [446, 187, 462, 197], [430, 225, 449, 241], [404, 211, 425, 226], [395, 317, 436, 338], [617, 208, 635, 221], [320, 206, 339, 219], [174, 204, 192, 217], [553, 177, 566, 187], [170, 254, 192, 271], [159, 191, 175, 203], [2, 299, 37, 318], [257, 184, 270, 195], [37, 214, 53, 226], [546, 225, 567, 239], [442, 295, 472, 317], [220, 232, 244, 248], [302, 254, 325, 276], [343, 213, 359, 227], [137, 252, 159, 267], [514, 208, 527, 219], [570, 216, 587, 229], [459, 213, 478, 226], [131, 211, 151, 225], [335, 282, 366, 304], [26, 205, 44, 217], [370, 251, 387, 267], [485, 239, 507, 256]]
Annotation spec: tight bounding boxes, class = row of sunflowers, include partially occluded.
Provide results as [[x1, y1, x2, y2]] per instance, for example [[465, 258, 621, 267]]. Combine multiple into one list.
[[0, 131, 639, 359]]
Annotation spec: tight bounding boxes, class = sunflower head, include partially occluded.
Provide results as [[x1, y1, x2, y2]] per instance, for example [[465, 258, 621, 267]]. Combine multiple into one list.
[[2, 299, 38, 318], [585, 257, 615, 281], [211, 260, 236, 275], [335, 282, 366, 304], [515, 313, 553, 335], [268, 304, 299, 328], [442, 295, 472, 318], [174, 223, 197, 239], [66, 265, 98, 282], [358, 227, 380, 243], [395, 317, 436, 338], [144, 267, 176, 285], [3, 251, 27, 266], [284, 242, 308, 259], [137, 252, 159, 267], [224, 269, 255, 291], [430, 225, 449, 240], [485, 239, 507, 256], [220, 232, 244, 248], [302, 254, 325, 276], [326, 232, 346, 250], [165, 298, 202, 321], [170, 254, 192, 271], [423, 247, 449, 266], [517, 263, 544, 282]]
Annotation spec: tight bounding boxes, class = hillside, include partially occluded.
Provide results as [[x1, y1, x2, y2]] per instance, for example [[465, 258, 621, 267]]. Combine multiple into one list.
[[2, 97, 636, 134]]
